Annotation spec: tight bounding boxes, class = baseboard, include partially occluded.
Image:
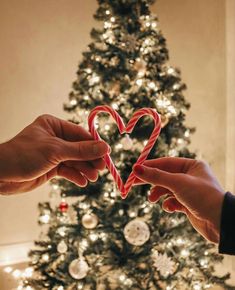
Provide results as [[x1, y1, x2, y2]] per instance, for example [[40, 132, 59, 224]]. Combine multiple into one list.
[[0, 241, 33, 266]]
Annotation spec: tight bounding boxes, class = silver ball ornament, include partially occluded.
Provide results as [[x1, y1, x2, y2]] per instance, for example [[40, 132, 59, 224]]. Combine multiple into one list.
[[69, 258, 89, 280], [124, 219, 150, 246]]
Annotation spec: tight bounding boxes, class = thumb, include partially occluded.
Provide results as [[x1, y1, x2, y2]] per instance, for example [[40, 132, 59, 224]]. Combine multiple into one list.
[[133, 164, 190, 193], [59, 140, 110, 161]]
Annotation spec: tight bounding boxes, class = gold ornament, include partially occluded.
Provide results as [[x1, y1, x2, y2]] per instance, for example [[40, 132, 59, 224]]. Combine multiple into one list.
[[82, 213, 99, 229]]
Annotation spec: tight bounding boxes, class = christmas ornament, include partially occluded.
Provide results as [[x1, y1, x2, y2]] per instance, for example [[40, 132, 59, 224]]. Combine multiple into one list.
[[120, 135, 133, 150], [152, 250, 175, 277], [88, 105, 161, 198], [59, 201, 69, 213], [57, 240, 68, 254], [124, 219, 150, 246], [81, 213, 99, 229], [68, 258, 89, 280]]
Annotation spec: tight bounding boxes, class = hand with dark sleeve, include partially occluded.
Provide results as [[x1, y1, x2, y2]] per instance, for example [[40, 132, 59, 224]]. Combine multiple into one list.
[[0, 114, 110, 195], [133, 157, 235, 255]]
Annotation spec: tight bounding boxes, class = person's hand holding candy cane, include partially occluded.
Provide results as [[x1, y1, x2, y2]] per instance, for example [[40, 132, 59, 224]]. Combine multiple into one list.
[[133, 157, 225, 244]]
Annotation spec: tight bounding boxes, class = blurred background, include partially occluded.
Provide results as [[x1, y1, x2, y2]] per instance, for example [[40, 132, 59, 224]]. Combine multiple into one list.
[[0, 0, 234, 289]]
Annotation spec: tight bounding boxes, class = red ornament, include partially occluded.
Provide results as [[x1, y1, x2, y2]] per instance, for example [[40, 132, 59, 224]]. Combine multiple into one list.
[[59, 201, 69, 213]]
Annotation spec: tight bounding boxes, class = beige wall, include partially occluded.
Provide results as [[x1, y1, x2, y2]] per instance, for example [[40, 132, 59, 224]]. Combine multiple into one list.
[[0, 0, 227, 265]]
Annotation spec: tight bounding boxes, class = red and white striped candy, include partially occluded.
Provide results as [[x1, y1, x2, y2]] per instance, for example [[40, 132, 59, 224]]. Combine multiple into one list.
[[88, 105, 161, 199]]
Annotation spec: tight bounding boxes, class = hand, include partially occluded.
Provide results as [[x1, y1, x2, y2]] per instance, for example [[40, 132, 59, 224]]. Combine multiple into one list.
[[0, 114, 110, 195], [133, 157, 225, 244]]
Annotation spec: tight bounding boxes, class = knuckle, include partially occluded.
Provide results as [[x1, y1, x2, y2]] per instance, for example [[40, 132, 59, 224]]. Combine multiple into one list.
[[35, 114, 53, 124], [197, 160, 208, 169]]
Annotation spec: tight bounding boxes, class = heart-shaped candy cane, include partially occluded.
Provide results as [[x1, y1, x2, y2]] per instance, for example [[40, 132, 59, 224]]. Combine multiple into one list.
[[88, 105, 161, 199]]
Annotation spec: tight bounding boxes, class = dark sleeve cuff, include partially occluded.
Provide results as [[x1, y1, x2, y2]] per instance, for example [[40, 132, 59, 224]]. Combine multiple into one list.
[[219, 191, 235, 255]]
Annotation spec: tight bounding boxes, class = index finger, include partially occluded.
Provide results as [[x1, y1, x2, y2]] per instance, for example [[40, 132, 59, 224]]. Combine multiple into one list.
[[143, 157, 197, 174], [133, 157, 196, 185], [43, 115, 93, 142]]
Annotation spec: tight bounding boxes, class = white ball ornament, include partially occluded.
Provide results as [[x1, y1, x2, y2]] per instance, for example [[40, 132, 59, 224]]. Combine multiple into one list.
[[124, 219, 150, 246], [82, 213, 99, 229], [69, 258, 89, 280], [121, 135, 133, 150], [57, 240, 68, 254]]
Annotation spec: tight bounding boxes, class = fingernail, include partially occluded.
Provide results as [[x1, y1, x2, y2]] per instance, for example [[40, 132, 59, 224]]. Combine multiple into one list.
[[164, 205, 174, 212], [133, 164, 144, 175], [93, 141, 109, 155], [150, 187, 155, 194], [108, 145, 112, 154], [148, 194, 157, 203]]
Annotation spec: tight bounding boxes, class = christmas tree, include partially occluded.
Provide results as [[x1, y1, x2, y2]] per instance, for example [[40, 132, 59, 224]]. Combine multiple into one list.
[[20, 0, 232, 289]]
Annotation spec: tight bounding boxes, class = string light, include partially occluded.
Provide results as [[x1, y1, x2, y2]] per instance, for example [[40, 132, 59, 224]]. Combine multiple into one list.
[[42, 253, 49, 262], [119, 274, 126, 282], [167, 67, 175, 74], [22, 267, 34, 278], [12, 269, 22, 279], [69, 98, 78, 106], [89, 233, 99, 242], [176, 238, 185, 245], [111, 102, 119, 110], [4, 266, 13, 273], [136, 79, 143, 86], [151, 21, 157, 28], [104, 21, 112, 29], [39, 213, 50, 224], [148, 81, 156, 89], [181, 249, 190, 258]]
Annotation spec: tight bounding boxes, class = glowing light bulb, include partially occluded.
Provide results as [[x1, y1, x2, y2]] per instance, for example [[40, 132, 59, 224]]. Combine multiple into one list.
[[4, 266, 13, 273], [181, 249, 189, 258], [12, 269, 22, 279], [42, 253, 49, 261], [151, 22, 157, 28], [104, 21, 112, 29], [167, 67, 175, 74], [70, 98, 77, 106], [136, 79, 143, 86], [89, 233, 98, 241], [148, 81, 156, 89], [104, 124, 111, 131], [119, 274, 126, 282], [23, 267, 34, 278]]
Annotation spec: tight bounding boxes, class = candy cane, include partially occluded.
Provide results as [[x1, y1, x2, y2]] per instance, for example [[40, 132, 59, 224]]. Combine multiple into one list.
[[123, 108, 161, 198], [88, 105, 161, 199]]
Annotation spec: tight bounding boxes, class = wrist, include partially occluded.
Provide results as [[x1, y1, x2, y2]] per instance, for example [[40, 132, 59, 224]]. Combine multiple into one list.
[[207, 191, 225, 243]]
